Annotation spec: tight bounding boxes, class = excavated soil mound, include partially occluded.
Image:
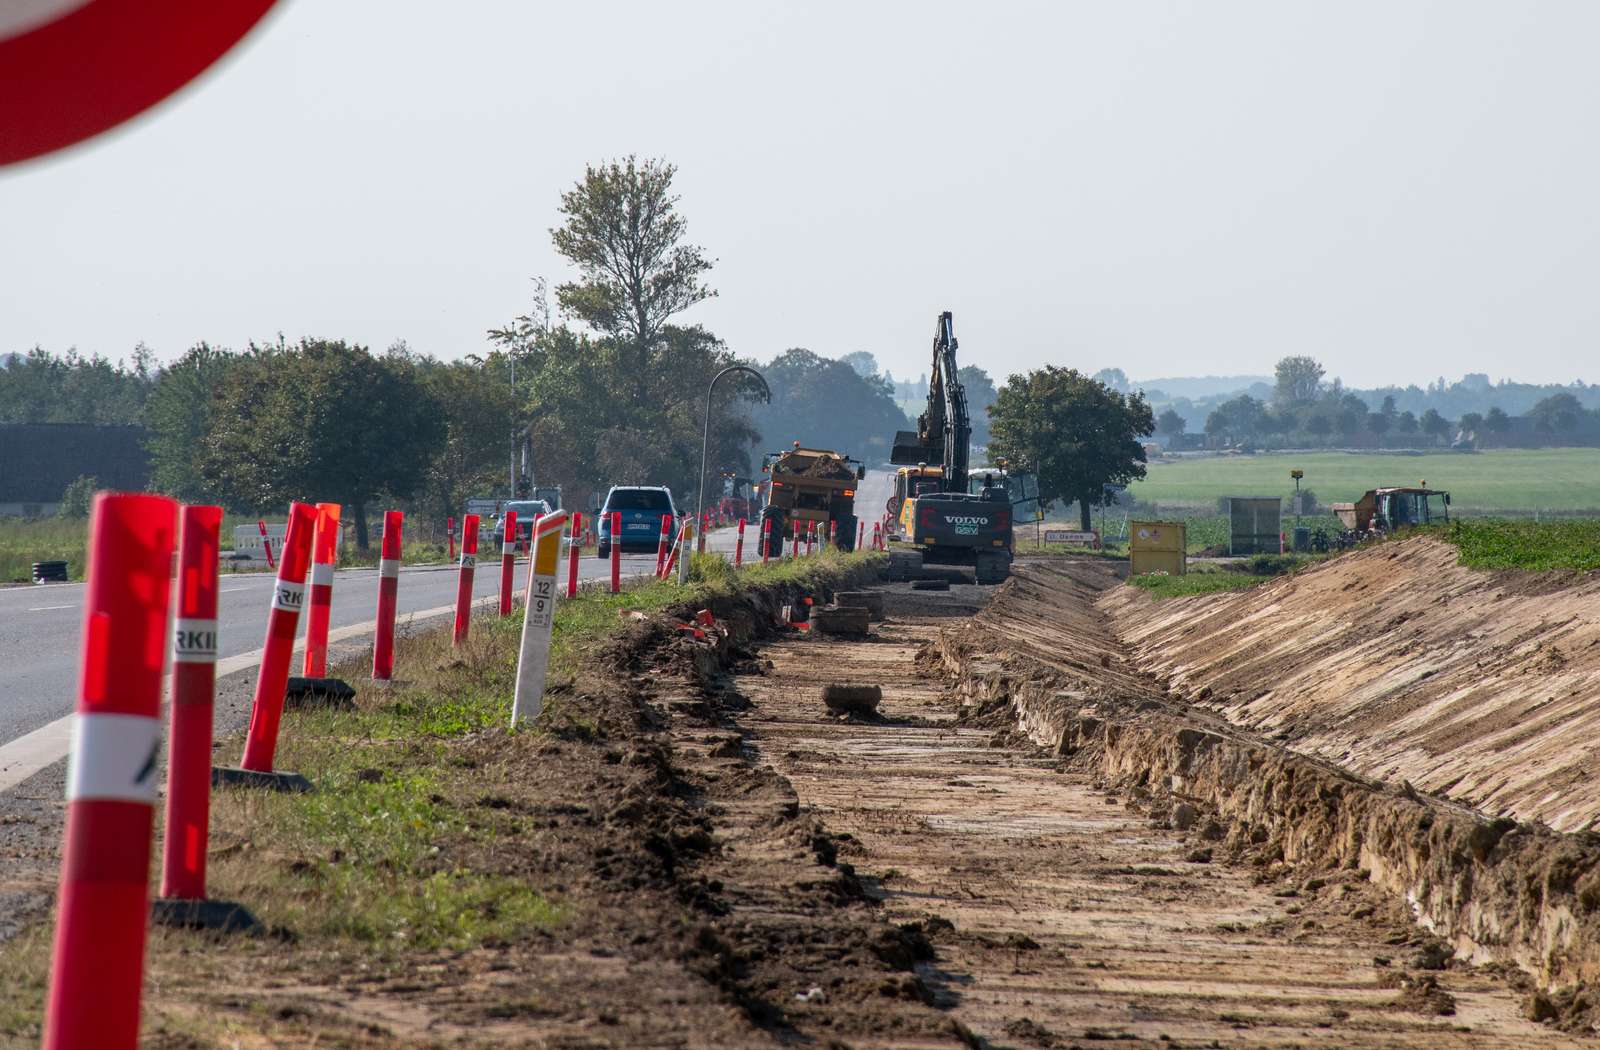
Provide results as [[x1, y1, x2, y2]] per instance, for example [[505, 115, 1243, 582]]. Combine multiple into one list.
[[1102, 535, 1600, 832]]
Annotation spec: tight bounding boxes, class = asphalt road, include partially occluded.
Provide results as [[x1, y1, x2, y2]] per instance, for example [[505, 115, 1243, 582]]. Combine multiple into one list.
[[0, 538, 731, 750], [0, 475, 894, 784]]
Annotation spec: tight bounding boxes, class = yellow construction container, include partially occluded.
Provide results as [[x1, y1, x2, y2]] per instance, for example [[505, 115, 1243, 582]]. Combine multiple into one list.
[[1128, 519, 1186, 576]]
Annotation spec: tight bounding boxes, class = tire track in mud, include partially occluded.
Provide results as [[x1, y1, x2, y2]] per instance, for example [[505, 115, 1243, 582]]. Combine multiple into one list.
[[731, 582, 1583, 1049]]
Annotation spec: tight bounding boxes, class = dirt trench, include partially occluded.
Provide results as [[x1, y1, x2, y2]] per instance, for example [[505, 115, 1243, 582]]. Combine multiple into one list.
[[727, 574, 1587, 1048]]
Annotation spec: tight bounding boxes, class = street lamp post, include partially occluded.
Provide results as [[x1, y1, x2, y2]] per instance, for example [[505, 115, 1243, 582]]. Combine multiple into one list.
[[687, 365, 772, 582]]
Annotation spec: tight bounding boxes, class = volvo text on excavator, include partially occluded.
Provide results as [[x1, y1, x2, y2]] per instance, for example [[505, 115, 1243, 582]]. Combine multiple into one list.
[[886, 311, 1018, 584]]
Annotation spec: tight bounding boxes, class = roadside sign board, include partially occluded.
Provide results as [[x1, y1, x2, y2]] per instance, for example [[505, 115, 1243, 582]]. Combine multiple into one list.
[[1, 0, 279, 166], [232, 523, 284, 562], [1045, 528, 1100, 548], [465, 497, 501, 520], [510, 511, 568, 727]]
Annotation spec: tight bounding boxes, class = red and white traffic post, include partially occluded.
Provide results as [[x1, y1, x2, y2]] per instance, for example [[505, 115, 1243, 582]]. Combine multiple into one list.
[[857, 520, 865, 550], [44, 492, 177, 1050], [155, 504, 255, 931], [829, 519, 837, 549], [654, 513, 671, 575], [761, 517, 772, 566], [498, 509, 518, 617], [610, 511, 622, 593], [447, 515, 456, 561], [232, 502, 316, 786], [873, 521, 882, 551], [257, 518, 275, 568], [734, 517, 747, 568], [790, 523, 801, 560], [698, 512, 709, 554], [301, 502, 341, 678], [372, 511, 403, 681], [806, 521, 817, 556], [566, 511, 583, 598], [452, 514, 480, 646]]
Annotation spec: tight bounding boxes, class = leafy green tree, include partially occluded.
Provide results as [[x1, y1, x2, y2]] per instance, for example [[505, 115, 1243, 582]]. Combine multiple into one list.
[[750, 348, 908, 463], [1156, 408, 1187, 438], [1396, 410, 1418, 436], [840, 351, 877, 377], [0, 346, 152, 424], [1091, 367, 1129, 393], [988, 367, 1154, 531], [550, 156, 715, 389], [1485, 406, 1512, 443], [411, 353, 517, 522], [1530, 393, 1583, 432], [1459, 411, 1484, 438], [959, 364, 998, 446], [1306, 413, 1333, 439], [1366, 412, 1391, 439], [57, 475, 98, 518], [1204, 395, 1265, 444], [1420, 408, 1450, 442], [1273, 355, 1324, 405], [143, 343, 236, 501], [196, 339, 443, 547]]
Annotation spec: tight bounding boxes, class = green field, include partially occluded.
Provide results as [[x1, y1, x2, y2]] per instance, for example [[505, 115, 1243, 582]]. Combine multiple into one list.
[[1128, 448, 1600, 514]]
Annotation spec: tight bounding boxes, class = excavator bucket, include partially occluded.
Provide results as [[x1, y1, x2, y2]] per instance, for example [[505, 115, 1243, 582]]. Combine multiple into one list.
[[890, 430, 940, 466]]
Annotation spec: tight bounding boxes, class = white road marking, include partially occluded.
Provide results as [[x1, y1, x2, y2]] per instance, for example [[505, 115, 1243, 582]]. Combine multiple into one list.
[[0, 595, 492, 795], [26, 605, 73, 612]]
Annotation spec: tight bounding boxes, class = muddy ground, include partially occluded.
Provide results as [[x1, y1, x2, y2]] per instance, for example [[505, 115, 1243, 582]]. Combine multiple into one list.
[[1, 556, 1595, 1046], [731, 574, 1585, 1048]]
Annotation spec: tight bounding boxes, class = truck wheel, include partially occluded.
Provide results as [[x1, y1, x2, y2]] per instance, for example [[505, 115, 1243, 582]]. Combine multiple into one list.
[[835, 513, 858, 552], [760, 508, 787, 558], [974, 550, 1011, 584]]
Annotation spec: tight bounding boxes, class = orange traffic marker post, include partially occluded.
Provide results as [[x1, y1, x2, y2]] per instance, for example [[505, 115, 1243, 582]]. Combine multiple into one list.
[[447, 515, 456, 561], [372, 511, 403, 681], [857, 520, 865, 550], [153, 505, 258, 934], [452, 514, 480, 646], [511, 512, 568, 726], [609, 511, 621, 593], [218, 501, 317, 793], [44, 492, 177, 1050], [286, 503, 353, 708], [734, 517, 746, 568], [566, 511, 583, 598], [498, 509, 519, 617], [761, 517, 772, 566], [653, 513, 672, 576], [257, 518, 275, 568]]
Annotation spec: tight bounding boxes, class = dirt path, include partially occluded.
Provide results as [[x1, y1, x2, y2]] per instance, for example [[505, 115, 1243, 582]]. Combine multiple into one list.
[[732, 584, 1584, 1049]]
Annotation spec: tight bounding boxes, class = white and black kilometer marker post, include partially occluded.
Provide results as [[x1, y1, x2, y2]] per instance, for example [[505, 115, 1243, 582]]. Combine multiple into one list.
[[511, 511, 569, 726]]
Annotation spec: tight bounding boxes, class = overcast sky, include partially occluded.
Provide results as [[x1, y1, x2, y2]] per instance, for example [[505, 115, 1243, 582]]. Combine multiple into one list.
[[4, 1, 1598, 388]]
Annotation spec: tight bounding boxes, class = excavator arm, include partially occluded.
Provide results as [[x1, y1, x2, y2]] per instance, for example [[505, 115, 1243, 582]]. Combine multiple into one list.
[[890, 311, 970, 490]]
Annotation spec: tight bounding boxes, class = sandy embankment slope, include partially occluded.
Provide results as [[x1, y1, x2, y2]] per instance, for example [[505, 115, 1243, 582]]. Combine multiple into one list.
[[1102, 536, 1600, 832]]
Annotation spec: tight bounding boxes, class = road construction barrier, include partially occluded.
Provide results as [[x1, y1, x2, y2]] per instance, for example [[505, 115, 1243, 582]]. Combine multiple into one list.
[[609, 511, 621, 593], [44, 492, 177, 1050], [161, 505, 222, 903], [301, 503, 340, 677], [372, 511, 403, 681], [735, 517, 746, 568], [257, 519, 275, 568], [566, 512, 583, 598], [511, 511, 568, 726], [498, 510, 518, 617], [662, 518, 689, 580], [654, 513, 671, 576], [239, 502, 316, 775], [452, 514, 480, 646]]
